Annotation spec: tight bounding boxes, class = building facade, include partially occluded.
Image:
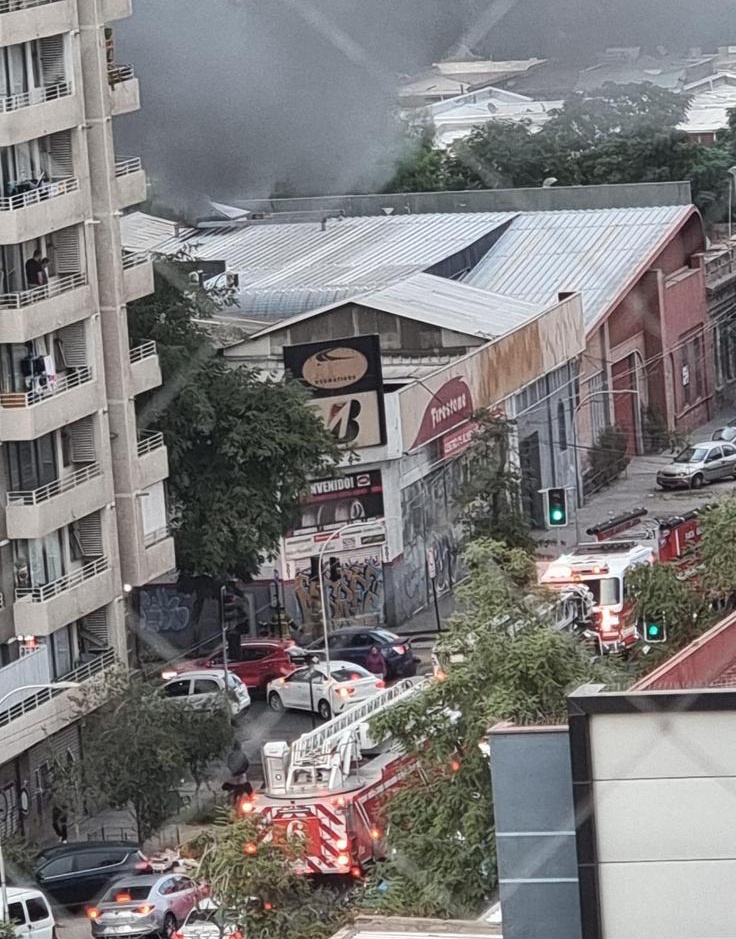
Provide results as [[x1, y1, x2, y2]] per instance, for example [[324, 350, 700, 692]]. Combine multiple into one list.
[[0, 0, 174, 841]]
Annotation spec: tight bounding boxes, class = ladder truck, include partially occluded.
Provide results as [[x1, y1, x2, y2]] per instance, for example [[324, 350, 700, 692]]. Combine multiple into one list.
[[254, 678, 429, 876]]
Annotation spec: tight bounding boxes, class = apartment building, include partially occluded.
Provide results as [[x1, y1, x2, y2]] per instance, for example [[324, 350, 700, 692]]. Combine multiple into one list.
[[0, 0, 174, 840]]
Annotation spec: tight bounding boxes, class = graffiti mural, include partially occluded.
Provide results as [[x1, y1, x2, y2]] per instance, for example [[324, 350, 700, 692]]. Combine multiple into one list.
[[292, 554, 384, 628], [138, 586, 193, 634]]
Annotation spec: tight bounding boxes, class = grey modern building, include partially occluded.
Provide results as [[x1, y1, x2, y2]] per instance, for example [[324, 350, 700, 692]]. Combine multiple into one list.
[[0, 0, 173, 839]]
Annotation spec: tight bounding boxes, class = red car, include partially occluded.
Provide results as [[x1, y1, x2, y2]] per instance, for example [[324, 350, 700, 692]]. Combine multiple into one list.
[[166, 639, 295, 691]]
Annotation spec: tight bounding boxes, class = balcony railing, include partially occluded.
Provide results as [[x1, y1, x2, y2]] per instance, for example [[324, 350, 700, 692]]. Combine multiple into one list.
[[0, 592, 4, 610], [107, 64, 134, 86], [0, 175, 78, 211], [0, 271, 86, 310], [129, 340, 157, 364], [144, 525, 169, 547], [0, 0, 63, 11], [114, 156, 142, 177], [122, 251, 149, 271], [137, 430, 164, 457], [0, 365, 91, 409], [0, 648, 115, 729], [0, 81, 71, 114], [6, 462, 101, 507], [15, 556, 109, 603]]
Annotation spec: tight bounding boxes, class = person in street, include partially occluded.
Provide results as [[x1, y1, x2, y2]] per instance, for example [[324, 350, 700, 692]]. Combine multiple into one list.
[[365, 645, 387, 678], [52, 803, 68, 843], [222, 740, 252, 804], [24, 249, 48, 288]]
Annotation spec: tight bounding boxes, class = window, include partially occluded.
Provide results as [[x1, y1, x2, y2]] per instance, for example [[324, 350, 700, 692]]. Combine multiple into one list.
[[287, 670, 311, 684], [157, 879, 178, 897], [40, 856, 75, 877], [694, 335, 704, 399], [51, 623, 73, 678], [706, 448, 722, 463], [7, 903, 24, 926], [103, 884, 150, 902], [557, 401, 568, 451], [26, 897, 50, 922], [581, 578, 621, 606], [163, 679, 190, 698], [350, 633, 374, 647], [331, 667, 369, 682], [723, 445, 736, 457], [193, 679, 219, 695]]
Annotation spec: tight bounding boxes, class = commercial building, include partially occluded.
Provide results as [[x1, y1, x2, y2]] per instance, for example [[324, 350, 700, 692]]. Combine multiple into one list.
[[0, 0, 173, 840], [397, 58, 545, 108]]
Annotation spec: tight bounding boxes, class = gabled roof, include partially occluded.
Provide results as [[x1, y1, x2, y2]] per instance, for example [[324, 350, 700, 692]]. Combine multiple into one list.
[[465, 205, 697, 329], [248, 272, 546, 342]]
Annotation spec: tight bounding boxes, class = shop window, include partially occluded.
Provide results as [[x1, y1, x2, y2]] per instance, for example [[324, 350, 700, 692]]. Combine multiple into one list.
[[681, 346, 691, 406], [694, 336, 704, 399], [557, 401, 568, 451]]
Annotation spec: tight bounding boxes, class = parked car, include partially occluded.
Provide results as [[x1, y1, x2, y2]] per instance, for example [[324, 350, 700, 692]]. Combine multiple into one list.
[[86, 874, 207, 939], [6, 886, 55, 939], [165, 640, 295, 691], [712, 425, 736, 443], [289, 627, 416, 679], [161, 669, 251, 716], [267, 660, 386, 719], [176, 899, 243, 939], [656, 440, 736, 490], [34, 841, 151, 908]]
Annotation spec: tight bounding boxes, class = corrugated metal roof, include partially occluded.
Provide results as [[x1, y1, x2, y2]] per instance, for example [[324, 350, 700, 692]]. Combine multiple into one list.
[[465, 205, 695, 328], [120, 212, 194, 252]]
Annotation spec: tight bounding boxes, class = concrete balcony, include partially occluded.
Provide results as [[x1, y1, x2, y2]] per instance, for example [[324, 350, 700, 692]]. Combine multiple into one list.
[[129, 340, 161, 397], [6, 462, 112, 539], [14, 557, 115, 636], [98, 0, 131, 21], [0, 648, 116, 763], [122, 251, 154, 302], [0, 82, 81, 147], [0, 273, 93, 344], [0, 0, 74, 47], [136, 431, 169, 490], [107, 65, 140, 116], [142, 528, 175, 582], [115, 156, 146, 207], [0, 367, 101, 441], [0, 177, 85, 245]]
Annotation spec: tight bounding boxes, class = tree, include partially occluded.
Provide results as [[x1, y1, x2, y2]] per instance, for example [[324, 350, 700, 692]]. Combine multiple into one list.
[[67, 669, 233, 841], [701, 496, 736, 602], [128, 271, 340, 586], [368, 539, 618, 917]]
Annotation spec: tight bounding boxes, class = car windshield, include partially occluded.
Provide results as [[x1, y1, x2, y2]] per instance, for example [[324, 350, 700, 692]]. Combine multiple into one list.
[[331, 666, 371, 682], [713, 429, 730, 440], [186, 908, 235, 925], [581, 577, 621, 606], [674, 447, 708, 464], [373, 629, 399, 643], [102, 885, 151, 902]]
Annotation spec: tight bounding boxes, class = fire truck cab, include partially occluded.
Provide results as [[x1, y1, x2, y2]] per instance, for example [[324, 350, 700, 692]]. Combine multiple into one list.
[[540, 541, 654, 652]]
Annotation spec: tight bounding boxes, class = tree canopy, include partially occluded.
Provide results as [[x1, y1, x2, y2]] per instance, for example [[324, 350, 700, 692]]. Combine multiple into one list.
[[128, 270, 339, 583]]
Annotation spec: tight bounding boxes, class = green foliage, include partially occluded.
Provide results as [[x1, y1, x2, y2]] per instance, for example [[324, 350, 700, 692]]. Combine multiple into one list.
[[128, 273, 339, 582], [71, 670, 233, 841], [456, 411, 534, 552], [588, 425, 630, 491], [368, 538, 616, 916], [0, 922, 17, 939], [193, 810, 350, 939], [701, 497, 736, 599]]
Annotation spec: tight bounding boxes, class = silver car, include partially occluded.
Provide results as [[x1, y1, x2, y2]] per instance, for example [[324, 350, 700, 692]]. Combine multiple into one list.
[[656, 440, 736, 490], [87, 874, 206, 938]]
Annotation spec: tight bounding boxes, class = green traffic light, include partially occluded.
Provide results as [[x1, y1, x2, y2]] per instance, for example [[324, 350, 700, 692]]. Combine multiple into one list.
[[550, 508, 564, 522], [646, 622, 664, 641]]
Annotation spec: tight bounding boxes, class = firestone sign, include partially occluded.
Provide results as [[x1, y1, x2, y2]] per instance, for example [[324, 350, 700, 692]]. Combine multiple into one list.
[[410, 376, 474, 450]]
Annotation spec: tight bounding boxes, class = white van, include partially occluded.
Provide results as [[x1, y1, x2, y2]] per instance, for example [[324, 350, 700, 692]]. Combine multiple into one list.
[[5, 887, 56, 939]]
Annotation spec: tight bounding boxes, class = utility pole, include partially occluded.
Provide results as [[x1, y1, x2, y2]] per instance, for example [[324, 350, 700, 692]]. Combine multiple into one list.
[[219, 584, 229, 684]]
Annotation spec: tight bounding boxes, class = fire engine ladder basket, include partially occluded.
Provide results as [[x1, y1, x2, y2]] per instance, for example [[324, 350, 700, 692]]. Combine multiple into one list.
[[289, 677, 428, 773]]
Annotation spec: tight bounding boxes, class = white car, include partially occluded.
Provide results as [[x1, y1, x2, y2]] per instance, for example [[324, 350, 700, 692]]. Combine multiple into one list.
[[161, 669, 251, 716], [177, 899, 243, 939], [6, 887, 55, 939], [266, 660, 385, 719]]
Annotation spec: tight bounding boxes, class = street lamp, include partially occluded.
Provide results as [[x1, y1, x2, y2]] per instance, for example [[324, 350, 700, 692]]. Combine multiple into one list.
[[728, 166, 736, 239]]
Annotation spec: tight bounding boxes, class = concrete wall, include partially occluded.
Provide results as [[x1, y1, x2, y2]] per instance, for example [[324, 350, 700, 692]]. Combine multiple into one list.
[[489, 724, 582, 939]]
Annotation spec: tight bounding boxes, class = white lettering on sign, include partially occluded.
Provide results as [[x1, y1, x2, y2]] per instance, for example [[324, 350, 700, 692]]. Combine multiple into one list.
[[430, 393, 468, 430], [311, 477, 355, 495]]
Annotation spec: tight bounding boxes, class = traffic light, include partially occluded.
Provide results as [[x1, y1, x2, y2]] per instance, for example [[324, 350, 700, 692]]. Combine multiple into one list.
[[221, 584, 243, 626], [546, 487, 568, 528], [644, 620, 667, 643]]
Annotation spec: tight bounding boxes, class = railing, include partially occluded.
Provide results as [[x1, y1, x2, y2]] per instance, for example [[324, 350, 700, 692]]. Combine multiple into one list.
[[107, 64, 134, 85], [0, 271, 86, 310], [0, 0, 64, 12], [137, 430, 164, 457], [0, 592, 4, 610], [129, 340, 157, 364], [0, 365, 91, 409], [6, 462, 101, 507], [0, 82, 71, 114], [144, 526, 170, 547], [114, 156, 142, 177], [0, 175, 78, 211], [122, 250, 150, 271], [706, 244, 736, 285], [0, 648, 115, 729], [15, 556, 109, 603]]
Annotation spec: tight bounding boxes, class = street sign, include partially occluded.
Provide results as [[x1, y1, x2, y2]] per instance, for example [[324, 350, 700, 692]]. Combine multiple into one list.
[[426, 548, 437, 581]]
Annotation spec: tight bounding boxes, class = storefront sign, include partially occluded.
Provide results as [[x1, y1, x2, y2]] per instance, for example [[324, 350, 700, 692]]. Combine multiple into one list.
[[283, 521, 387, 563], [409, 376, 474, 450], [441, 420, 479, 459], [286, 470, 384, 537]]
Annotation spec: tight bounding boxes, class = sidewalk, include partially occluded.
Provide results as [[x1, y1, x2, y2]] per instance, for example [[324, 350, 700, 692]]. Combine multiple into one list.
[[399, 589, 455, 641]]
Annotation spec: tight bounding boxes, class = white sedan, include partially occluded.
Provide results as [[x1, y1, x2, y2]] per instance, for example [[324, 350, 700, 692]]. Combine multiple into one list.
[[266, 661, 385, 720]]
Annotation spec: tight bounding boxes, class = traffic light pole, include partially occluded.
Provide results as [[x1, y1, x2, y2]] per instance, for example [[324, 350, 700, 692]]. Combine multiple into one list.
[[219, 584, 229, 685]]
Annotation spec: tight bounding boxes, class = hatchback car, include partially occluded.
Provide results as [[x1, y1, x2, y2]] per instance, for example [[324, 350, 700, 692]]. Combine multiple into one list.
[[267, 660, 386, 719], [177, 899, 243, 939], [34, 842, 150, 908], [289, 627, 416, 679], [712, 425, 736, 443], [87, 874, 207, 939], [6, 887, 55, 939], [161, 669, 250, 716], [167, 640, 295, 691], [656, 440, 736, 490]]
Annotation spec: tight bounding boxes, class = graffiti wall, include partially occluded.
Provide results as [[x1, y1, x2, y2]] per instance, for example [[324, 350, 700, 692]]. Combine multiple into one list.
[[290, 553, 385, 628]]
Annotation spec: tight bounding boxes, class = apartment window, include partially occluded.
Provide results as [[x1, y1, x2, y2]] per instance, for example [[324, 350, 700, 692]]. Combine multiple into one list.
[[694, 335, 705, 399], [681, 345, 691, 407], [16, 530, 64, 588], [51, 624, 73, 678], [557, 401, 568, 451]]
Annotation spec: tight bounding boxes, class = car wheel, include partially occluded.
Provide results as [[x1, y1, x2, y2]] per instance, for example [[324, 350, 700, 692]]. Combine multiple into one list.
[[318, 699, 332, 720], [268, 692, 284, 711], [161, 913, 176, 939], [691, 473, 704, 489]]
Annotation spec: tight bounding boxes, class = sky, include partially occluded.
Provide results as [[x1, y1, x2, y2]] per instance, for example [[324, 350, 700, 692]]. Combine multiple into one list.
[[115, 0, 736, 209]]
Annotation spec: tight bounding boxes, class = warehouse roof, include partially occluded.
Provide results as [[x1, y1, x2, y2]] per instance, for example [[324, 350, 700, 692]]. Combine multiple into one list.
[[120, 212, 192, 252], [465, 205, 696, 328], [330, 916, 501, 939]]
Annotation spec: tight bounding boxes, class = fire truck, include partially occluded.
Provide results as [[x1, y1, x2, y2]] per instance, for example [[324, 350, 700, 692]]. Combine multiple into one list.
[[253, 678, 428, 876], [540, 508, 704, 652]]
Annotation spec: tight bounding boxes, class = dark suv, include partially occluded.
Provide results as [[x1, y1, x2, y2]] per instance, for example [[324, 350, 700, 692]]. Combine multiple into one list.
[[34, 841, 151, 908], [290, 627, 416, 679]]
